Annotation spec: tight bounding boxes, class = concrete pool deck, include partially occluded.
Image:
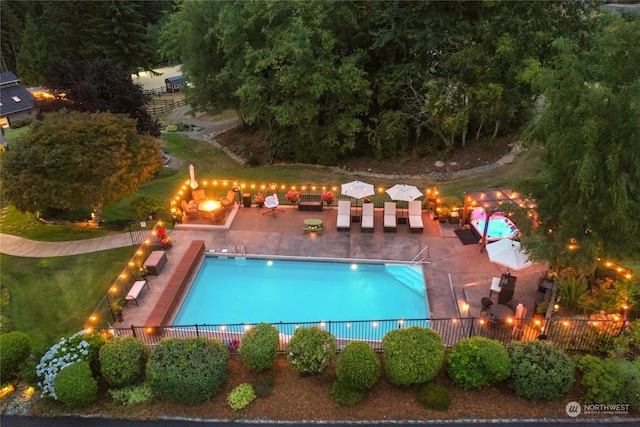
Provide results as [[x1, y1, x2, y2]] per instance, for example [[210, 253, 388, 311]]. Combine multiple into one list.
[[121, 204, 548, 328]]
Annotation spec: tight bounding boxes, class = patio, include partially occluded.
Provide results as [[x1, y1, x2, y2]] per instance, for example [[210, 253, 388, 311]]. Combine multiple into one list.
[[121, 203, 548, 330]]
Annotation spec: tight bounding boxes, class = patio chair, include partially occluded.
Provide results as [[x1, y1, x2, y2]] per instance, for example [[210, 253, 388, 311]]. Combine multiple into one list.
[[192, 189, 207, 204], [384, 202, 397, 232], [181, 200, 199, 221], [220, 190, 236, 209], [336, 200, 351, 231], [408, 201, 424, 233], [489, 276, 501, 300], [361, 203, 374, 232], [262, 193, 284, 217]]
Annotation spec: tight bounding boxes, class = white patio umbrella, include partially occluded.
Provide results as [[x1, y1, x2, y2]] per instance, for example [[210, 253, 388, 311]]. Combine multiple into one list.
[[385, 184, 423, 202], [341, 180, 375, 220], [189, 164, 198, 189], [386, 184, 423, 220], [485, 239, 532, 271]]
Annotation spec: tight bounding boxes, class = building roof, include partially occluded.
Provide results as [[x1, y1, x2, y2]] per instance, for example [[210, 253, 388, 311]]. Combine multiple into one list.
[[0, 72, 20, 86], [0, 80, 37, 117], [165, 75, 187, 85]]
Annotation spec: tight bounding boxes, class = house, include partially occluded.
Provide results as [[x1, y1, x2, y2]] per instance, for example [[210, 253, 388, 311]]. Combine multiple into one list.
[[0, 72, 37, 128], [165, 75, 187, 93]]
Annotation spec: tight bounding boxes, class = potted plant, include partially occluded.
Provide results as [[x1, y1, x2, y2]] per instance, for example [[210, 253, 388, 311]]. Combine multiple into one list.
[[285, 190, 301, 204], [137, 266, 148, 279], [254, 192, 265, 208], [321, 191, 335, 206], [111, 299, 125, 322]]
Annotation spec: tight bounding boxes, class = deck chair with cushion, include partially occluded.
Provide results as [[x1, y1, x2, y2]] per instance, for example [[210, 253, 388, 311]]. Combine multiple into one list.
[[262, 193, 284, 217], [181, 200, 199, 222], [192, 189, 207, 204], [384, 202, 397, 232], [408, 201, 424, 233], [336, 200, 351, 231], [361, 203, 374, 233], [220, 190, 236, 209]]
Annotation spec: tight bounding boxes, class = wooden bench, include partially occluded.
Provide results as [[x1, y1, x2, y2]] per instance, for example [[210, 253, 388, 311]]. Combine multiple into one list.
[[298, 194, 323, 211], [144, 250, 167, 275], [125, 280, 149, 306]]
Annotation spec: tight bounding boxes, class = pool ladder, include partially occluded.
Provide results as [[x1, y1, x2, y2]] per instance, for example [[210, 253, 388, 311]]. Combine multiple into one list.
[[232, 245, 247, 255], [410, 246, 430, 265]]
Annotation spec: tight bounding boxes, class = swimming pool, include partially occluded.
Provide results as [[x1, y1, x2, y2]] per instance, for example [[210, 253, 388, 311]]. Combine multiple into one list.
[[470, 215, 517, 242], [172, 257, 429, 339]]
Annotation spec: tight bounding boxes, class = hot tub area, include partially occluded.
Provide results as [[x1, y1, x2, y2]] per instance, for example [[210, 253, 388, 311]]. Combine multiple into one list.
[[469, 208, 518, 242]]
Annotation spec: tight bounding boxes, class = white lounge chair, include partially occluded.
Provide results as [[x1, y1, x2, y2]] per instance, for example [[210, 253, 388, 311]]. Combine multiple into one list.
[[361, 203, 374, 232], [336, 200, 351, 231], [384, 202, 397, 232], [408, 201, 424, 233]]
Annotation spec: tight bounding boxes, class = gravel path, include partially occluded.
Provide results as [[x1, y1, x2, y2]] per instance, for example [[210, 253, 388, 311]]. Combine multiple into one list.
[[162, 105, 525, 180]]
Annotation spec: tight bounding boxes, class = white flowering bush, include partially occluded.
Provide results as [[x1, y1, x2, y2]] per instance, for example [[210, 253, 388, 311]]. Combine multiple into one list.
[[286, 326, 336, 374], [36, 331, 93, 399]]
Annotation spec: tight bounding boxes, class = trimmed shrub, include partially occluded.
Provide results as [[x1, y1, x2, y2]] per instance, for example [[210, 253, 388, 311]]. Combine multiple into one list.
[[286, 326, 336, 374], [507, 341, 575, 402], [36, 330, 106, 399], [330, 380, 365, 406], [146, 337, 228, 405], [447, 337, 511, 390], [577, 355, 640, 412], [240, 323, 280, 372], [417, 382, 451, 411], [108, 383, 153, 406], [382, 327, 445, 386], [336, 341, 380, 390], [0, 331, 32, 381], [99, 336, 150, 388], [53, 361, 98, 408], [227, 383, 257, 410]]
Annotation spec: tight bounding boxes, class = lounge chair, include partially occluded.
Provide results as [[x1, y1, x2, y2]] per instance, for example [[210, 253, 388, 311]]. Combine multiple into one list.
[[384, 202, 397, 232], [361, 203, 374, 232], [220, 190, 236, 209], [336, 200, 351, 231], [408, 201, 424, 233], [192, 189, 207, 204], [262, 193, 284, 217]]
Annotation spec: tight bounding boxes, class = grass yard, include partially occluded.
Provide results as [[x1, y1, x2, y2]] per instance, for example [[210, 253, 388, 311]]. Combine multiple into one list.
[[0, 247, 137, 352]]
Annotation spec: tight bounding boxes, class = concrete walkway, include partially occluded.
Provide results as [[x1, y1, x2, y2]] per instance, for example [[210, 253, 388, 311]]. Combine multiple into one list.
[[0, 233, 135, 257]]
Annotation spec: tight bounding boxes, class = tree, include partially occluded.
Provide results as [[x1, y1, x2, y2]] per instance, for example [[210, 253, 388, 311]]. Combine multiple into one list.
[[0, 111, 163, 222], [42, 59, 160, 136], [520, 14, 640, 272]]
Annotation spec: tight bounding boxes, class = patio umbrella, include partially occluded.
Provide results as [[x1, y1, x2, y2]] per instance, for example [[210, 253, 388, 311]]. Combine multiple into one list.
[[189, 164, 198, 189], [485, 239, 532, 271], [341, 180, 375, 219], [386, 184, 423, 220]]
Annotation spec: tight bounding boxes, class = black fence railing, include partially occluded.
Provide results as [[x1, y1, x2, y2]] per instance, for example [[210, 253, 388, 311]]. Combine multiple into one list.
[[103, 317, 626, 353]]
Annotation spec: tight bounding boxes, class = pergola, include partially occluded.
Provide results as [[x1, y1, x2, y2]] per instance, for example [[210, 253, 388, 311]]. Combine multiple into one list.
[[462, 188, 538, 251]]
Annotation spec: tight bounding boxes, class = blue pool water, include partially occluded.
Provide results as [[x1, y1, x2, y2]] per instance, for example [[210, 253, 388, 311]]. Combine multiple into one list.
[[472, 216, 517, 240], [173, 257, 429, 338]]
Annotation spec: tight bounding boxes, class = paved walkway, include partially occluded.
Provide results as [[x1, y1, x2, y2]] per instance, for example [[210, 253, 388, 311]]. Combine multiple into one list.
[[0, 233, 134, 257]]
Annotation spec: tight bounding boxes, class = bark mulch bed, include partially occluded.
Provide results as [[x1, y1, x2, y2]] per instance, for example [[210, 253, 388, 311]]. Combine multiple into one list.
[[25, 355, 636, 422]]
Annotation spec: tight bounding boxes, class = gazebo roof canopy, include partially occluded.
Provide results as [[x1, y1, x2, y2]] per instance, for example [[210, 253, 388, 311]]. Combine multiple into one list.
[[465, 187, 537, 211]]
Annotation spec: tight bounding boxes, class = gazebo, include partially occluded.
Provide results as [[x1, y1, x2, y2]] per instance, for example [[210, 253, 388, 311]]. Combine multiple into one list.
[[462, 188, 537, 251]]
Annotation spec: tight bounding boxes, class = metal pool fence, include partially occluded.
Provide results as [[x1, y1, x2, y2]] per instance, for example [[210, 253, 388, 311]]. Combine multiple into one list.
[[103, 317, 626, 353]]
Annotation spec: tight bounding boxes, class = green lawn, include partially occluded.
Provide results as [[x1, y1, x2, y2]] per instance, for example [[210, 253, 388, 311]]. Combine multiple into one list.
[[0, 247, 137, 352], [1, 129, 545, 351]]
